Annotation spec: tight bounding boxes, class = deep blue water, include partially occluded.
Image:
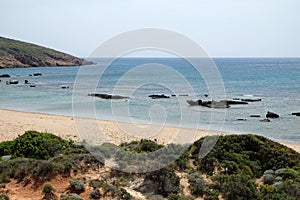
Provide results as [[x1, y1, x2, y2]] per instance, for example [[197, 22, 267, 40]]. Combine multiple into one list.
[[0, 58, 299, 143]]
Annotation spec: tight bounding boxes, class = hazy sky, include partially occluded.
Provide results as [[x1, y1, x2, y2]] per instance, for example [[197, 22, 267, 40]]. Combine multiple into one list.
[[1, 0, 300, 57]]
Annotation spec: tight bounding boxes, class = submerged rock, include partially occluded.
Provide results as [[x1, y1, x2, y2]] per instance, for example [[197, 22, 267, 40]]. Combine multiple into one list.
[[260, 118, 271, 122], [33, 73, 42, 76], [266, 111, 279, 118], [187, 100, 230, 108], [88, 93, 128, 100], [0, 74, 10, 78], [149, 94, 170, 99], [187, 99, 247, 108], [291, 112, 300, 116], [250, 115, 261, 118], [6, 80, 18, 85], [241, 98, 262, 102]]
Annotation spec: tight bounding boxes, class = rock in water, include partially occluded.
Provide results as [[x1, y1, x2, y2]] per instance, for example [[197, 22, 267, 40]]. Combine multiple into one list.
[[88, 93, 128, 100], [0, 74, 10, 78], [149, 94, 170, 99], [260, 118, 271, 122], [250, 115, 261, 118], [291, 112, 300, 116], [266, 111, 279, 118]]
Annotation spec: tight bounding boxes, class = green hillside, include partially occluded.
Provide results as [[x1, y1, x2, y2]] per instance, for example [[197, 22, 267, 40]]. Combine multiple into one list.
[[0, 36, 92, 68]]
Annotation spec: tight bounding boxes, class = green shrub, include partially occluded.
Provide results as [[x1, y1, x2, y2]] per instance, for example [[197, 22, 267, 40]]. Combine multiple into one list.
[[89, 189, 101, 199], [191, 135, 300, 178], [120, 139, 163, 153], [0, 141, 15, 156], [168, 194, 193, 200], [69, 179, 85, 194], [263, 174, 275, 185], [204, 189, 219, 200], [144, 168, 180, 197], [43, 183, 55, 193], [0, 194, 9, 200], [42, 183, 56, 200], [89, 179, 103, 189], [60, 193, 83, 200], [222, 174, 259, 200], [187, 172, 207, 196], [11, 131, 73, 160]]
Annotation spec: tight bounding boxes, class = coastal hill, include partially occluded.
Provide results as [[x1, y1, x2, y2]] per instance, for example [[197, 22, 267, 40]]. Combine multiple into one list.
[[0, 36, 93, 68]]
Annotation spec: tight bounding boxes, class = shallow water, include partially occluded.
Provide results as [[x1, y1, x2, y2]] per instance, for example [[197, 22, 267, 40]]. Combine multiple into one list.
[[0, 58, 299, 143]]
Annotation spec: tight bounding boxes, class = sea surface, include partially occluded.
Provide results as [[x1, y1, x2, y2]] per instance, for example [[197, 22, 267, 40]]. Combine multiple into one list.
[[0, 58, 299, 143]]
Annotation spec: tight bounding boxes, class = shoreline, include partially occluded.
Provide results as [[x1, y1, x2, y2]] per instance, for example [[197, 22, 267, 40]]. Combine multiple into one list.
[[0, 108, 299, 153]]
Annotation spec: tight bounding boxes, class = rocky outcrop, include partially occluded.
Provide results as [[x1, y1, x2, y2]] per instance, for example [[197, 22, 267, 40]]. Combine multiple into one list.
[[266, 111, 279, 118], [0, 36, 93, 68]]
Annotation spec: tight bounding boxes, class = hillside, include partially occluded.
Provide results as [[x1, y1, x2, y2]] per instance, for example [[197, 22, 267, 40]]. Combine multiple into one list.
[[0, 36, 93, 68], [0, 131, 300, 200]]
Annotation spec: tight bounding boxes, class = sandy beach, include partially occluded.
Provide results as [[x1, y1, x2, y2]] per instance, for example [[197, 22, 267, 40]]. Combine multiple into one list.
[[0, 108, 299, 152]]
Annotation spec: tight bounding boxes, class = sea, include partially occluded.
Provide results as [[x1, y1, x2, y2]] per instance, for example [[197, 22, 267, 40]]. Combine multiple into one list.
[[0, 58, 299, 144]]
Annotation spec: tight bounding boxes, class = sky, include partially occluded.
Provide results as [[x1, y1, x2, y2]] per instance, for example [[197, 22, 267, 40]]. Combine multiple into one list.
[[1, 0, 300, 57]]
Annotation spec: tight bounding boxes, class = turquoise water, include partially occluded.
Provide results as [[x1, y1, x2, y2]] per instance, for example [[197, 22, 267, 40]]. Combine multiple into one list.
[[0, 58, 299, 143]]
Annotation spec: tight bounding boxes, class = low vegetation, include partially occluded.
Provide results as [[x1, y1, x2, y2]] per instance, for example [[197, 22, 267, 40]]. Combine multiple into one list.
[[0, 131, 299, 199]]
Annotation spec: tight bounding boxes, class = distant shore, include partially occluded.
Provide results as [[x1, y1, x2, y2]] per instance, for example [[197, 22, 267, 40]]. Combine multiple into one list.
[[0, 108, 299, 152]]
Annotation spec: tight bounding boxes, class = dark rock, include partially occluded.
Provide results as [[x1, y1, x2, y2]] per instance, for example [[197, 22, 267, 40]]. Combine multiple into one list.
[[33, 73, 42, 76], [29, 74, 32, 76], [237, 119, 247, 121], [222, 100, 248, 105], [187, 99, 247, 108], [187, 100, 202, 106], [187, 100, 229, 108], [260, 118, 271, 122], [250, 115, 261, 118], [266, 111, 279, 118], [7, 80, 18, 84], [24, 80, 29, 84], [171, 94, 176, 97], [29, 85, 36, 87], [204, 94, 209, 97], [291, 112, 300, 116], [179, 94, 188, 96], [61, 86, 69, 89], [88, 93, 128, 100], [149, 94, 170, 99], [0, 74, 10, 78], [241, 98, 262, 102]]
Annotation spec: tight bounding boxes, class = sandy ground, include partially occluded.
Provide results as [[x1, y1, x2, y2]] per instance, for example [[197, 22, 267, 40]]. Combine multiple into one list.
[[0, 108, 299, 152]]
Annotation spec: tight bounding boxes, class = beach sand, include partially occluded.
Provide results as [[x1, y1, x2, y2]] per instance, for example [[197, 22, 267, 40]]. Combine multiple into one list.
[[0, 108, 299, 152]]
